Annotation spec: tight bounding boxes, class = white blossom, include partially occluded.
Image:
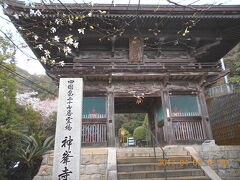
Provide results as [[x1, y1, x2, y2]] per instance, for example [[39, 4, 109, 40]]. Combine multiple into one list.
[[50, 27, 56, 33], [78, 28, 84, 34], [64, 36, 73, 45], [44, 50, 51, 58], [16, 92, 58, 117], [59, 61, 65, 67], [40, 56, 47, 64], [30, 9, 35, 16], [49, 60, 55, 65], [3, 3, 8, 9], [88, 12, 93, 17], [25, 2, 31, 6], [33, 35, 39, 40], [30, 9, 42, 16], [13, 14, 19, 19], [73, 41, 79, 48], [55, 18, 60, 25], [63, 46, 71, 56], [68, 19, 73, 25], [37, 44, 43, 50], [35, 10, 42, 17], [53, 36, 60, 42]]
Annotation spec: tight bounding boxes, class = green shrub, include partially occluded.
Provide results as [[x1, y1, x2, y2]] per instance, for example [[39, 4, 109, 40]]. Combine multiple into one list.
[[8, 133, 54, 180], [142, 114, 151, 141], [0, 127, 21, 180], [122, 120, 143, 135], [237, 158, 240, 166], [133, 126, 146, 141]]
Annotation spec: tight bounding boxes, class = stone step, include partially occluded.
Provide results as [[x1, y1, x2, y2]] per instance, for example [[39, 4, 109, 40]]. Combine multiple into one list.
[[118, 169, 205, 179], [117, 151, 189, 158], [117, 156, 192, 164], [117, 146, 187, 153], [120, 176, 211, 180], [117, 161, 200, 172]]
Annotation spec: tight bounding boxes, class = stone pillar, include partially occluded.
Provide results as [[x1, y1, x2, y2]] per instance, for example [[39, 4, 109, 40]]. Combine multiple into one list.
[[52, 78, 83, 180], [161, 91, 175, 144], [107, 92, 115, 147], [199, 89, 213, 140]]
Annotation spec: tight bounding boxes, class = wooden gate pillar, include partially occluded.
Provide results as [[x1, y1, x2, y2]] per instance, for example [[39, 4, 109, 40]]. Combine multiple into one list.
[[199, 90, 213, 140], [162, 91, 175, 144], [107, 92, 115, 146], [154, 98, 165, 145], [148, 106, 156, 142]]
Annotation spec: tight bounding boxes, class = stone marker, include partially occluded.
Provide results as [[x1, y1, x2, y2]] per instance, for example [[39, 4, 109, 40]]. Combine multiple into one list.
[[53, 78, 83, 180]]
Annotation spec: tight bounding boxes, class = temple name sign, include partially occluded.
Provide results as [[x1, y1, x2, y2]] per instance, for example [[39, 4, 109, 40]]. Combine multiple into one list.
[[53, 78, 83, 180]]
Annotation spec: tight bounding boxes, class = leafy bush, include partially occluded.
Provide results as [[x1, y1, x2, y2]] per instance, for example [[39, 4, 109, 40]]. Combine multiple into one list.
[[0, 127, 21, 180], [118, 114, 145, 135], [41, 112, 57, 137], [17, 133, 54, 164], [12, 104, 42, 135], [133, 126, 146, 141], [237, 158, 240, 166], [9, 133, 54, 180], [122, 120, 143, 135]]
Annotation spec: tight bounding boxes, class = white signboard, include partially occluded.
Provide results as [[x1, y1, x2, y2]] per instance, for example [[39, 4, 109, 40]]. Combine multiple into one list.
[[53, 78, 83, 180], [128, 137, 135, 146]]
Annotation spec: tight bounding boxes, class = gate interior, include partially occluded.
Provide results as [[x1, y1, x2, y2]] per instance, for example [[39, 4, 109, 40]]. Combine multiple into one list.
[[82, 97, 107, 147]]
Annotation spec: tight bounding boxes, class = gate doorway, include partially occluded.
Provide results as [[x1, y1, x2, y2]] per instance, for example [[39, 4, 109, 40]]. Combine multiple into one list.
[[114, 96, 162, 147]]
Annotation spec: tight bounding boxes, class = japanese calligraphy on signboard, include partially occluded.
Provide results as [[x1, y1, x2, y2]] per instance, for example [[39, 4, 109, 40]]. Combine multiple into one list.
[[53, 78, 83, 180]]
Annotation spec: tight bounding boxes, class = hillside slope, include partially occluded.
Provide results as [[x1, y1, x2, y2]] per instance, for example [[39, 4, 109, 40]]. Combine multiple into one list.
[[16, 67, 58, 100]]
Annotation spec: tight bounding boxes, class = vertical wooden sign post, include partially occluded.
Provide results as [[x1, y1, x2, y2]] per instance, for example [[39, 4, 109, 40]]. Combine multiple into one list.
[[53, 78, 83, 180]]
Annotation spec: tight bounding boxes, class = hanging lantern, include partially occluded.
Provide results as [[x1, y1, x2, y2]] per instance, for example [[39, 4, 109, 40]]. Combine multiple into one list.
[[134, 91, 145, 104]]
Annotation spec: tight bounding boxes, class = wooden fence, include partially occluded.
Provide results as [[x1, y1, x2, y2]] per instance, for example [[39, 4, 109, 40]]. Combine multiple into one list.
[[172, 120, 204, 140], [82, 123, 107, 143]]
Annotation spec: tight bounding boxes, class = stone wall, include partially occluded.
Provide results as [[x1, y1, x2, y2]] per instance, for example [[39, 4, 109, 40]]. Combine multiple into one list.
[[207, 93, 240, 145], [80, 148, 108, 180], [32, 146, 240, 180], [193, 145, 240, 180], [33, 148, 108, 180]]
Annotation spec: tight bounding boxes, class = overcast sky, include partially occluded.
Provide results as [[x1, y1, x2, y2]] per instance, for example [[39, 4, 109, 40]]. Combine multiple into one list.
[[0, 0, 239, 75]]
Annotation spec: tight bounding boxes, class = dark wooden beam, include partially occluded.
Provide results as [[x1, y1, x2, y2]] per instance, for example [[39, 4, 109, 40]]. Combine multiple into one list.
[[156, 37, 165, 57], [191, 38, 222, 58], [111, 37, 116, 57], [198, 89, 213, 140], [161, 91, 175, 144], [106, 91, 115, 147]]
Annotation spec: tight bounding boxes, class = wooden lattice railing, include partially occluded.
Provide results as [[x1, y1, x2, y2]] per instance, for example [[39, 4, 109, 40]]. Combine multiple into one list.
[[172, 120, 205, 140], [82, 123, 107, 144], [54, 62, 221, 71]]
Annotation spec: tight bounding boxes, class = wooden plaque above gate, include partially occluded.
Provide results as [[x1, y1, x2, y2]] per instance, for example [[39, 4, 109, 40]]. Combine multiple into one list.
[[129, 37, 144, 62]]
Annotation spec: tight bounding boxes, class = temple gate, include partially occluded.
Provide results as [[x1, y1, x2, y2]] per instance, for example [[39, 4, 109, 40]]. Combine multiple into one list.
[[4, 1, 240, 146]]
